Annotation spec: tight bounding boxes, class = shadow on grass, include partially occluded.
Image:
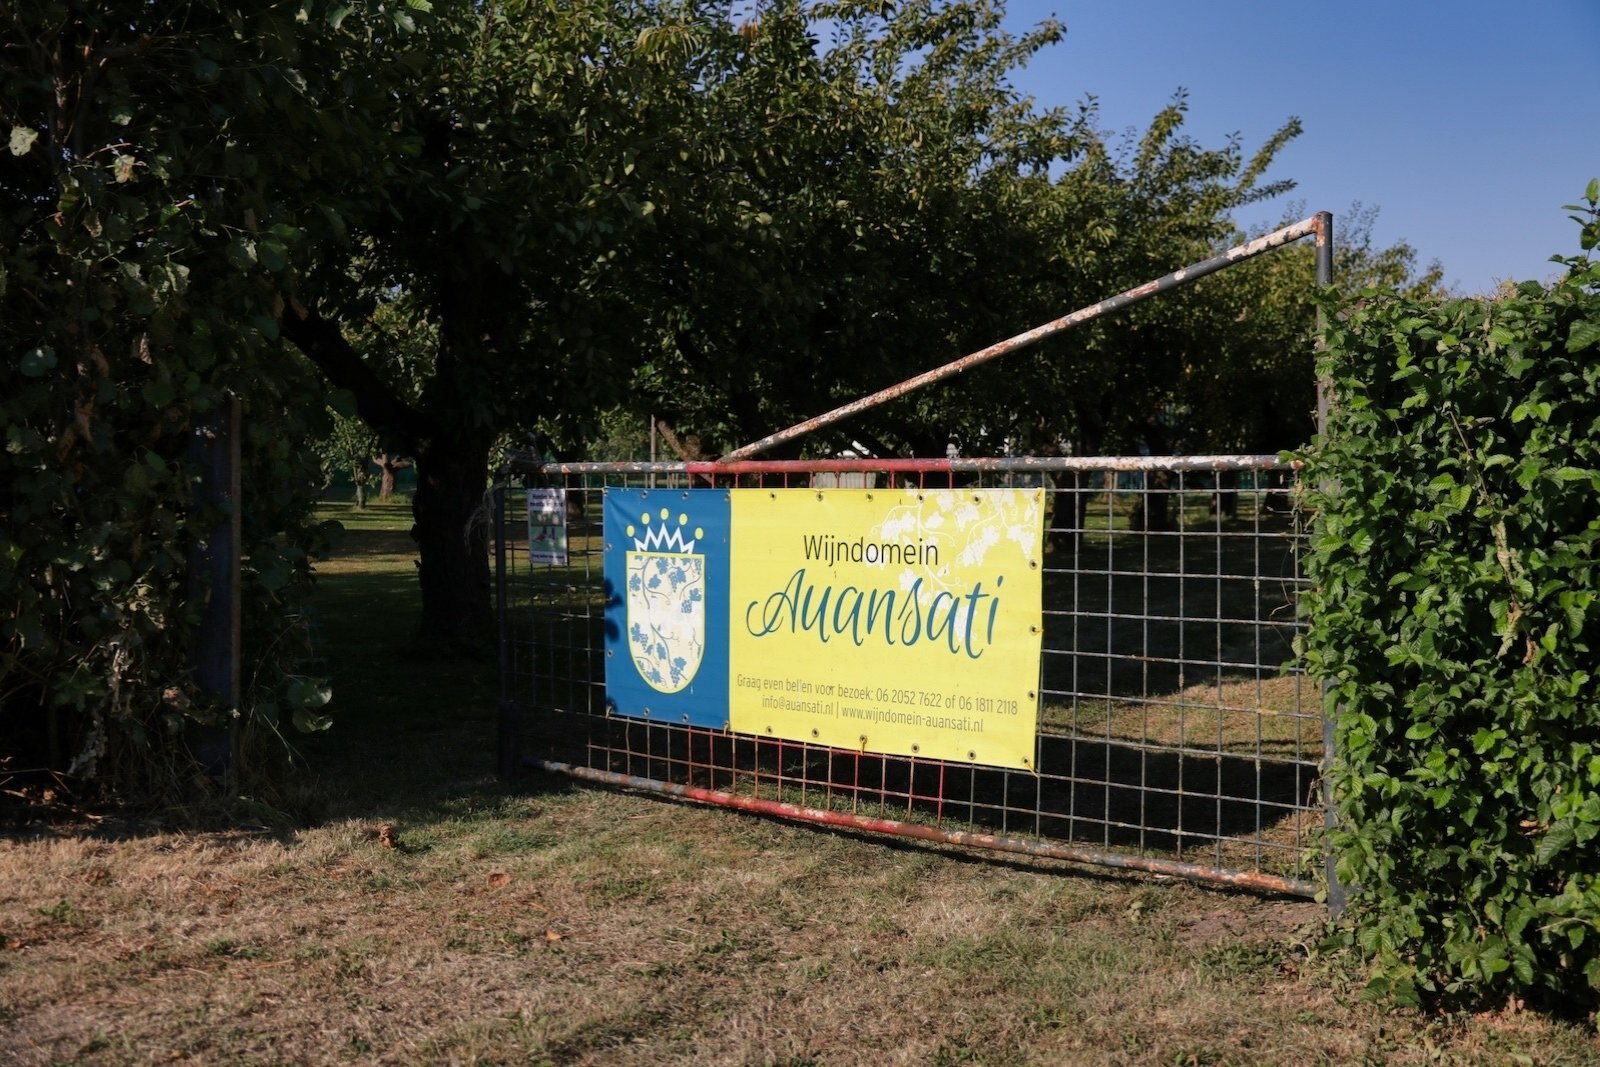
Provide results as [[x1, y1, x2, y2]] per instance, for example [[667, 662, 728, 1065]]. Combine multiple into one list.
[[295, 567, 522, 819], [313, 500, 421, 560], [512, 715, 1319, 870], [320, 526, 419, 559]]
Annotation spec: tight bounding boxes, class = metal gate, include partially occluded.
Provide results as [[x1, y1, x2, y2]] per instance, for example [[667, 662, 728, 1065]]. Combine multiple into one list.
[[495, 455, 1321, 896], [494, 215, 1333, 898]]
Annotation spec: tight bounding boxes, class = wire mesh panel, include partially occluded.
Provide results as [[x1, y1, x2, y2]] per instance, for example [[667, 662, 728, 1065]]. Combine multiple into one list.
[[497, 456, 1321, 896]]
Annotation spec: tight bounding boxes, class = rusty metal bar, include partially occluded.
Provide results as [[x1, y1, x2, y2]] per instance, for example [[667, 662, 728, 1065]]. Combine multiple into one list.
[[530, 757, 1319, 898], [720, 216, 1325, 461], [504, 453, 1292, 477]]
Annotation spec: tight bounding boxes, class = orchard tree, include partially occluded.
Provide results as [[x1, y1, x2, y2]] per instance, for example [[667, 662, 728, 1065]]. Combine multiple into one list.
[[624, 0, 1092, 459], [309, 299, 434, 501], [316, 410, 379, 505], [279, 0, 718, 653], [1164, 202, 1444, 457], [906, 92, 1305, 459], [615, 21, 1319, 463], [267, 0, 1081, 649], [280, 0, 1332, 648]]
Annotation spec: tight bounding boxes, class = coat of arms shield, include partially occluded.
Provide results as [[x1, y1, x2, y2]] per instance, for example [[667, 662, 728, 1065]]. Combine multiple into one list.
[[625, 527, 705, 693]]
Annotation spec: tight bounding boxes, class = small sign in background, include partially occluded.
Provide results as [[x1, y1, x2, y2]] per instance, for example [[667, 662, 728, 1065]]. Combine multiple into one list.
[[526, 487, 569, 565]]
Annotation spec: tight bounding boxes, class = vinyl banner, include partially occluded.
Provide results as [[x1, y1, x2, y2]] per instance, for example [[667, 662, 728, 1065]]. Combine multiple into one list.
[[604, 487, 1044, 769]]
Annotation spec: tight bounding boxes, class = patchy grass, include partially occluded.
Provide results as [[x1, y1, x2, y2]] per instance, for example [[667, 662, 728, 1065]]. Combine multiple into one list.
[[1043, 674, 1319, 759], [1, 500, 1595, 1065]]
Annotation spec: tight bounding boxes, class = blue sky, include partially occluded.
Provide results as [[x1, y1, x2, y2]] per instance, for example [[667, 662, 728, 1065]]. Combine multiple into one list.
[[997, 0, 1600, 295]]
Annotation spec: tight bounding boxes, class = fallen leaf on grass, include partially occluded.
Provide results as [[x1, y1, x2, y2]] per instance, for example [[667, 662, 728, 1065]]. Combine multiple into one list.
[[116, 939, 156, 960], [377, 824, 396, 849], [488, 871, 511, 888], [544, 930, 562, 944]]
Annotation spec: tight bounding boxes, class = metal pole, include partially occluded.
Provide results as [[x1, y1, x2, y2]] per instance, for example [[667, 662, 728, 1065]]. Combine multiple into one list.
[[723, 216, 1324, 461], [1315, 211, 1334, 434], [530, 757, 1320, 899], [501, 453, 1290, 479], [188, 395, 242, 778], [1312, 210, 1348, 918], [494, 484, 514, 779]]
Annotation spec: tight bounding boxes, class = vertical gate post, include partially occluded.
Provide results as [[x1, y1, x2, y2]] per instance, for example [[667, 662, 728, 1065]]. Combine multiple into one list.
[[1315, 211, 1335, 431], [489, 479, 521, 780], [1314, 211, 1349, 917], [188, 394, 242, 776], [494, 483, 516, 779]]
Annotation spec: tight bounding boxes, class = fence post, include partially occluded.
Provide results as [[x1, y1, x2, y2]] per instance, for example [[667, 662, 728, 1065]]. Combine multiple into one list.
[[494, 483, 516, 778], [1315, 211, 1335, 431], [1314, 211, 1349, 918], [188, 394, 242, 776]]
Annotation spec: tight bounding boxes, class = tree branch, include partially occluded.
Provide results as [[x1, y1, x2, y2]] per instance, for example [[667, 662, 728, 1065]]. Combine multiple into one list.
[[279, 295, 429, 446], [651, 416, 704, 462]]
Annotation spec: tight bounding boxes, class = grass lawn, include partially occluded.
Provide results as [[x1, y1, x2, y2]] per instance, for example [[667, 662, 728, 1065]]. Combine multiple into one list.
[[1, 499, 1594, 1064]]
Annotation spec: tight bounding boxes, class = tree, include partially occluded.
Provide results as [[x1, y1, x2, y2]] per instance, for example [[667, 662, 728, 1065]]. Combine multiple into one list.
[[278, 0, 1328, 647], [616, 28, 1319, 464], [279, 0, 710, 653], [1105, 201, 1445, 464], [628, 0, 1092, 460], [316, 410, 379, 506], [310, 301, 433, 502]]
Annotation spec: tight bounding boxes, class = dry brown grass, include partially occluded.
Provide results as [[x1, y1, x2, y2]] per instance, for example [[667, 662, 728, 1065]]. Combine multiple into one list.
[[4, 796, 1596, 1065]]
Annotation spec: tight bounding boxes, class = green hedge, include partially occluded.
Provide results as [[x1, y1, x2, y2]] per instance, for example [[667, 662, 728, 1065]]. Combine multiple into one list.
[[2, 3, 334, 801], [1301, 184, 1600, 1009]]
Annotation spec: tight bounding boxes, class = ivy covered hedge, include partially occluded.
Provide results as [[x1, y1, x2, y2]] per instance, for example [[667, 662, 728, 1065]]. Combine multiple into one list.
[[2, 4, 335, 801], [1302, 184, 1600, 1010]]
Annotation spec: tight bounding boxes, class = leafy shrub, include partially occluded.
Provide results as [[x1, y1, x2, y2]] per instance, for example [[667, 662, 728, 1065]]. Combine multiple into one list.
[[1, 3, 335, 800], [1301, 182, 1600, 1010]]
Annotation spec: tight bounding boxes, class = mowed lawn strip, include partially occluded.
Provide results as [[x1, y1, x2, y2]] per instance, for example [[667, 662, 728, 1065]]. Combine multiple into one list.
[[0, 500, 1593, 1065]]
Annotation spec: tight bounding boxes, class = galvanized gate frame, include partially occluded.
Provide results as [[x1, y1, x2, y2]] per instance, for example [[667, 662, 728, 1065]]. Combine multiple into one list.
[[497, 214, 1338, 903]]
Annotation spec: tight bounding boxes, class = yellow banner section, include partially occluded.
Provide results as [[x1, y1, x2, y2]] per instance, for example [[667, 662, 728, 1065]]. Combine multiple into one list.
[[728, 488, 1043, 770]]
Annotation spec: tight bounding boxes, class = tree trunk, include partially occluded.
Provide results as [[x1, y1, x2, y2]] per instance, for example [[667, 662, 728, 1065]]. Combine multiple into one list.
[[1213, 469, 1240, 519], [372, 453, 412, 499], [277, 300, 491, 656], [411, 430, 494, 655]]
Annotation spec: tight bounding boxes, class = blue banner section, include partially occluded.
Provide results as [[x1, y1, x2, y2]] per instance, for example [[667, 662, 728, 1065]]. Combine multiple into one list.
[[603, 488, 731, 727]]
